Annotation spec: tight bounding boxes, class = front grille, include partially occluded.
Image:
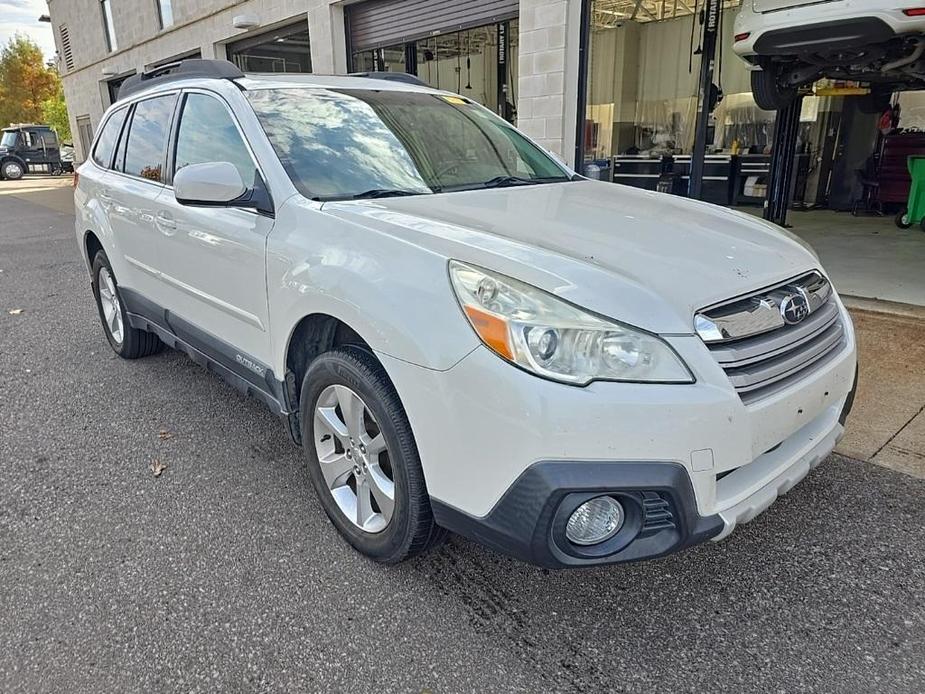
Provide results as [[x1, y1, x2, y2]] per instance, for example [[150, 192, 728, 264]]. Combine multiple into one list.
[[696, 272, 846, 404]]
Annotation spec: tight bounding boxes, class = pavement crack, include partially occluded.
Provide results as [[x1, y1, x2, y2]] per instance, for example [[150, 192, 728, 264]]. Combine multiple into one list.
[[870, 403, 925, 462]]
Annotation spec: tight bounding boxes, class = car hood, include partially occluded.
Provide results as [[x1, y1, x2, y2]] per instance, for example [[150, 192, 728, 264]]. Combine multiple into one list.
[[321, 180, 820, 334]]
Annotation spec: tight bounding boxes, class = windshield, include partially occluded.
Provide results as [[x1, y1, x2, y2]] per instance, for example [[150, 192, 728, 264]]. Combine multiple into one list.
[[0, 131, 17, 148], [246, 88, 570, 201]]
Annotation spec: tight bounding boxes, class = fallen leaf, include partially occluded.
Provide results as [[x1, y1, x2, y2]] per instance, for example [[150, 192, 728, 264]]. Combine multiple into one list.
[[158, 429, 173, 441], [8, 309, 24, 315], [150, 459, 167, 477]]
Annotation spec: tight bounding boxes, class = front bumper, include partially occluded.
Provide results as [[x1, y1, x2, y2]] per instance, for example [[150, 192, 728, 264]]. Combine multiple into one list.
[[431, 461, 725, 568], [378, 302, 857, 568], [431, 399, 849, 568]]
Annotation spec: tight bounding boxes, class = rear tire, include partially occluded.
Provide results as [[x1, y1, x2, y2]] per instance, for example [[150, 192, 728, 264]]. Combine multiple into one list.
[[751, 65, 798, 111], [300, 346, 446, 563], [90, 251, 164, 359]]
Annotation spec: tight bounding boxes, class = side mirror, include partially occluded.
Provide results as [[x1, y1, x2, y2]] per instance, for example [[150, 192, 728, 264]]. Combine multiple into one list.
[[174, 161, 246, 205]]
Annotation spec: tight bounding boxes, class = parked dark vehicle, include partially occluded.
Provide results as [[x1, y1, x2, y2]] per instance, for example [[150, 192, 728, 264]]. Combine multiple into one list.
[[0, 124, 74, 180]]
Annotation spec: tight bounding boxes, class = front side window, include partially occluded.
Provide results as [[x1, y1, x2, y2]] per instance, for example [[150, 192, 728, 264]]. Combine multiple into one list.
[[122, 94, 177, 182], [174, 93, 257, 186], [0, 131, 17, 148], [246, 88, 568, 201], [156, 0, 174, 29], [100, 0, 117, 52], [92, 108, 128, 168]]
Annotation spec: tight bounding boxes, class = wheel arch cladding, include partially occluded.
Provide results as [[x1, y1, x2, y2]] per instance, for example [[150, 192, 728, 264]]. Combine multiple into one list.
[[285, 313, 373, 410], [84, 230, 104, 272]]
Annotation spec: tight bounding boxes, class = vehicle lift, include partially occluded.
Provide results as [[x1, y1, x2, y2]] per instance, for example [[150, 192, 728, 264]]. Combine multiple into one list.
[[688, 0, 802, 227]]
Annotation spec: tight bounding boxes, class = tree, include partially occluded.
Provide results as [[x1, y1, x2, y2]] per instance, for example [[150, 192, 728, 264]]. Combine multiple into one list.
[[42, 79, 71, 143], [0, 34, 60, 129]]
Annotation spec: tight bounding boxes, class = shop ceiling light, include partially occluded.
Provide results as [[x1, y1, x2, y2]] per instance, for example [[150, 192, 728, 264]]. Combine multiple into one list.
[[565, 497, 625, 546]]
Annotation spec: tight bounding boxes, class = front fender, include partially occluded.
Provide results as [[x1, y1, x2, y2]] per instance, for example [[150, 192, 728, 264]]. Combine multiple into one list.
[[267, 201, 479, 377]]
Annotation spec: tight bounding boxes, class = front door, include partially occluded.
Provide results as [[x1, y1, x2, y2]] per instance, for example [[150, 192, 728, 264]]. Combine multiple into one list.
[[153, 90, 273, 368]]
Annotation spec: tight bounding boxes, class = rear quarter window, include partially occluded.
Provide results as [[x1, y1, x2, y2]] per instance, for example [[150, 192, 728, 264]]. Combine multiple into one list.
[[92, 108, 128, 168]]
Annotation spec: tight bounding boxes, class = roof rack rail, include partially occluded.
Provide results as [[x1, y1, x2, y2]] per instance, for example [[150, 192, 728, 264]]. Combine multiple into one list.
[[348, 71, 428, 87], [118, 59, 244, 101]]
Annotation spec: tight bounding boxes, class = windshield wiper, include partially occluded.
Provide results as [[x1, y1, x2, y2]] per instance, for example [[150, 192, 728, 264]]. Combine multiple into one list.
[[446, 175, 571, 192], [315, 188, 428, 202]]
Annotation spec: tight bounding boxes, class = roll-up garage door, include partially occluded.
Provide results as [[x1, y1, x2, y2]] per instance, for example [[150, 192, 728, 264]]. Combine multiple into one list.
[[347, 0, 518, 51]]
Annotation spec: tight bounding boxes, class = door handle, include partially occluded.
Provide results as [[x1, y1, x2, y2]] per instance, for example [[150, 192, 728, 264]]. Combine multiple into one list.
[[155, 211, 177, 235], [98, 190, 113, 203]]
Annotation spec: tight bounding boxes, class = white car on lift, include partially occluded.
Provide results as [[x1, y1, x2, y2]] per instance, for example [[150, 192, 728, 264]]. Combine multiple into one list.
[[75, 60, 857, 568], [734, 0, 925, 110]]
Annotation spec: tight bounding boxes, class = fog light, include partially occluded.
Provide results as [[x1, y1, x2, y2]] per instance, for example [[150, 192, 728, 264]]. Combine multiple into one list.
[[565, 496, 624, 546]]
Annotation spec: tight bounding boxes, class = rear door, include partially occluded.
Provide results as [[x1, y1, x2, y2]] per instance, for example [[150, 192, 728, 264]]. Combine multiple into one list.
[[153, 89, 274, 367], [108, 92, 179, 306]]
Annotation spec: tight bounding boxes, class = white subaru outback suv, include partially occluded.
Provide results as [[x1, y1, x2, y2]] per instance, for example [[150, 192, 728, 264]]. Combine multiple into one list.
[[734, 0, 925, 110], [76, 60, 857, 568]]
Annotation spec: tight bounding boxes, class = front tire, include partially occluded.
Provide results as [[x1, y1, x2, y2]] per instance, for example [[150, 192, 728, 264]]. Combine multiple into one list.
[[91, 251, 163, 359], [1, 159, 25, 180], [300, 347, 446, 563], [751, 64, 797, 111]]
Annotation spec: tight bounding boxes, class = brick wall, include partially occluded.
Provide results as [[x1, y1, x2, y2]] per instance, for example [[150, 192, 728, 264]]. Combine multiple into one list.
[[47, 0, 346, 160], [516, 0, 579, 163]]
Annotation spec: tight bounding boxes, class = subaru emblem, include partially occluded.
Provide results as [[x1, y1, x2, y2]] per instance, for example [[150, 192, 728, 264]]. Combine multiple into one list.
[[779, 294, 810, 325]]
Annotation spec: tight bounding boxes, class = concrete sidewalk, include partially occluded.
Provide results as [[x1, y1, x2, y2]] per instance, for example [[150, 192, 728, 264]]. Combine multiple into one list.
[[6, 176, 924, 478], [839, 306, 925, 478]]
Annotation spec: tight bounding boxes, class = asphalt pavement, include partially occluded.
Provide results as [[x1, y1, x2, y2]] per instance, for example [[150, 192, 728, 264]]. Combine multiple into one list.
[[1, 184, 924, 693]]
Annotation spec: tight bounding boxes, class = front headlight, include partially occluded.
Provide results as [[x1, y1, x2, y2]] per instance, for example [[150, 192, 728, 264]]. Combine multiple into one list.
[[448, 261, 694, 386]]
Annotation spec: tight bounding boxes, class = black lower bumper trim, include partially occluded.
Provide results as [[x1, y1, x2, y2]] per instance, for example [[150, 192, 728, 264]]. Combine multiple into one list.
[[431, 461, 724, 569], [753, 17, 895, 56]]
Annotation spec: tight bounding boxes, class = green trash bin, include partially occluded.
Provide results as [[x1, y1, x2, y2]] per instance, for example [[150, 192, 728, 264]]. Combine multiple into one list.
[[896, 154, 925, 230]]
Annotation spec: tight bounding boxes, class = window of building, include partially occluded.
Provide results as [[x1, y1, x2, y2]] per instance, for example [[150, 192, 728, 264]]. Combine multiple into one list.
[[122, 94, 178, 182], [174, 94, 257, 186], [100, 0, 117, 52], [156, 0, 174, 29], [105, 72, 136, 106], [226, 21, 312, 73], [76, 116, 93, 159], [92, 109, 127, 168], [350, 20, 519, 124], [352, 45, 406, 74]]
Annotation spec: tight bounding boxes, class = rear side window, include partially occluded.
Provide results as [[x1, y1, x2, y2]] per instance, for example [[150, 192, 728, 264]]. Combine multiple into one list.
[[174, 93, 257, 187], [92, 108, 127, 168], [123, 94, 178, 182]]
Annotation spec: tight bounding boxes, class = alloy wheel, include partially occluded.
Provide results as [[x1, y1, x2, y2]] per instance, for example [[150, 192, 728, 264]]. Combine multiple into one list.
[[313, 384, 395, 533], [3, 162, 23, 179], [97, 267, 124, 344]]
